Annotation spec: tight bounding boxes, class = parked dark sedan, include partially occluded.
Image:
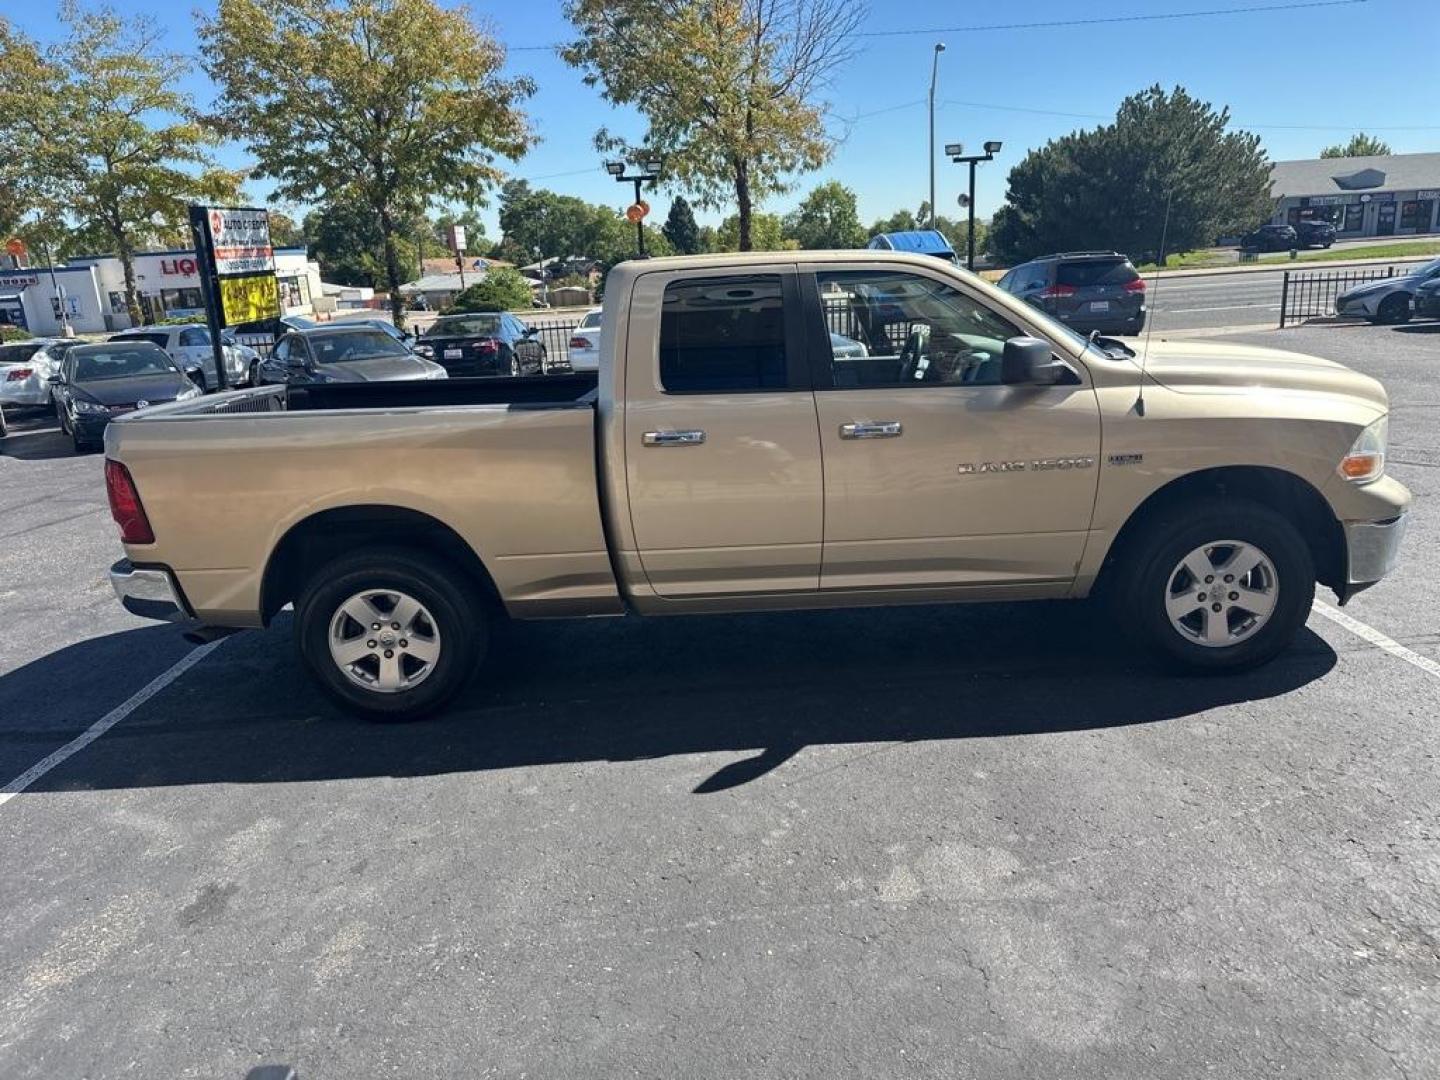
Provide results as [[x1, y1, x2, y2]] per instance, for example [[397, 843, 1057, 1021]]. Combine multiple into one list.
[[253, 326, 448, 385], [51, 341, 203, 453], [1241, 224, 1298, 252], [415, 312, 548, 377], [1294, 219, 1336, 248]]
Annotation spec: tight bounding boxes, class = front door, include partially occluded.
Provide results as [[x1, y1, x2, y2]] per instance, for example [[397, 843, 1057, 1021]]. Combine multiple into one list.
[[1377, 202, 1396, 236], [623, 268, 824, 597], [804, 266, 1101, 591]]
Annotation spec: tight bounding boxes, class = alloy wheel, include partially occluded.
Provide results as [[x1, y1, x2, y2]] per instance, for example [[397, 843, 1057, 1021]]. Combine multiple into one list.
[[327, 588, 442, 693], [1164, 540, 1279, 648]]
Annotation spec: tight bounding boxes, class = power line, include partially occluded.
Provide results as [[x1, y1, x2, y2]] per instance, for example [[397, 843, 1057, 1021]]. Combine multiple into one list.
[[504, 0, 1371, 52], [863, 0, 1371, 37]]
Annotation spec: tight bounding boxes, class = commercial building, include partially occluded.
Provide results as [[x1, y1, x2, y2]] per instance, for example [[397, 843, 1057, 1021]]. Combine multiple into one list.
[[1269, 152, 1440, 239], [0, 247, 321, 336]]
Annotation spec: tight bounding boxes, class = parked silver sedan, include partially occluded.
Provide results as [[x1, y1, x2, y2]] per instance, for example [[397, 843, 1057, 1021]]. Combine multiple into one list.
[[1335, 258, 1440, 324], [0, 337, 75, 408]]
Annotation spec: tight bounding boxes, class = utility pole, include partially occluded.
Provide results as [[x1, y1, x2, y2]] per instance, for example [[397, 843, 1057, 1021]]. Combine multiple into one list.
[[41, 239, 72, 338], [928, 43, 946, 229]]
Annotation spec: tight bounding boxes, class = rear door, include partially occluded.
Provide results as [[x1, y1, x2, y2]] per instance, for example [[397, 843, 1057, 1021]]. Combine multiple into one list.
[[804, 263, 1101, 591], [622, 266, 823, 597]]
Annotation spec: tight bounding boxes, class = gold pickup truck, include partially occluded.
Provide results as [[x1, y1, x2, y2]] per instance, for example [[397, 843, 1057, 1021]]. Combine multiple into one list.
[[104, 251, 1409, 719]]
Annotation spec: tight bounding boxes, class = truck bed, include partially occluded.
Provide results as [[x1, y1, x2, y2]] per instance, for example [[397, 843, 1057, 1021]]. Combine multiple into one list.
[[105, 371, 621, 626]]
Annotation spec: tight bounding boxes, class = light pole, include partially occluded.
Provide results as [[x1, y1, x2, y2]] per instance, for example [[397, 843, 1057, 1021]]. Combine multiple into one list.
[[605, 155, 663, 257], [928, 43, 946, 230], [945, 140, 1003, 271]]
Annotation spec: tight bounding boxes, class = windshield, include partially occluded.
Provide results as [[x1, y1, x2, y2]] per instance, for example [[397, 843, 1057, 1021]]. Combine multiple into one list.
[[427, 315, 499, 337], [1057, 259, 1138, 287], [73, 346, 176, 381], [307, 330, 412, 363], [579, 311, 602, 328]]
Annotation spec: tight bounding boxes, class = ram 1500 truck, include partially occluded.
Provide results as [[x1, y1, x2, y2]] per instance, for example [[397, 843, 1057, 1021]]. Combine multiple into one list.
[[103, 251, 1410, 719]]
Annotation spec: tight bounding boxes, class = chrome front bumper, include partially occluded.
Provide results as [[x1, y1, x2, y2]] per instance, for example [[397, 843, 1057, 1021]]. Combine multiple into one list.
[[109, 559, 188, 622], [1346, 514, 1408, 586]]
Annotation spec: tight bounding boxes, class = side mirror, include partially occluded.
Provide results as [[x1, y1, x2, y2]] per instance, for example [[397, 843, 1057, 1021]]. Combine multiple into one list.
[[184, 364, 204, 382], [1001, 336, 1068, 386], [522, 326, 538, 338]]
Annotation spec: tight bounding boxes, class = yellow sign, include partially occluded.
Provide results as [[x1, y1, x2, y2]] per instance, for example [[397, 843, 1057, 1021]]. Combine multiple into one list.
[[219, 274, 280, 325]]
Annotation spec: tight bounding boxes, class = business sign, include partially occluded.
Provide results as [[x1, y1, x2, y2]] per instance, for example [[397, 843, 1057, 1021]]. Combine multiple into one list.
[[447, 224, 467, 253], [0, 272, 39, 289], [1308, 194, 1349, 206], [1418, 189, 1440, 200], [203, 207, 275, 276], [159, 257, 200, 277], [218, 273, 280, 325]]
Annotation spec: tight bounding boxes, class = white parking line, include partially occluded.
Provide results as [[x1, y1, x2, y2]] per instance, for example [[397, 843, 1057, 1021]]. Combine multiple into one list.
[[1160, 303, 1281, 314], [1312, 600, 1440, 680], [0, 639, 224, 809]]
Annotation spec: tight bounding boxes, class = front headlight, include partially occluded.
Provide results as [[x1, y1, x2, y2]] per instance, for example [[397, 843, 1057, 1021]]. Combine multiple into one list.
[[413, 343, 433, 358], [1339, 415, 1387, 483], [73, 398, 109, 414]]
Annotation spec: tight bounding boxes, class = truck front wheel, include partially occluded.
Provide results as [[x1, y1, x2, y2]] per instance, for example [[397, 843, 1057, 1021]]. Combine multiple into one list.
[[1113, 499, 1315, 672], [295, 547, 487, 721]]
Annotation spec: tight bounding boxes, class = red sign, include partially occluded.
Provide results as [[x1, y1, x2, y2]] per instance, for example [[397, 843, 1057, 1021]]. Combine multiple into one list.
[[626, 203, 647, 223], [159, 257, 199, 277], [5, 238, 25, 258]]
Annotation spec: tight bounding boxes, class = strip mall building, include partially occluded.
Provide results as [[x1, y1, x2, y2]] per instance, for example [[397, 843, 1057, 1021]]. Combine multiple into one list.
[[1269, 152, 1440, 239], [0, 247, 321, 335]]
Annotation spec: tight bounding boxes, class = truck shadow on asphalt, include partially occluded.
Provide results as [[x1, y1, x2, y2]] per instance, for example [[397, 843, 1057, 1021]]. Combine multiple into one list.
[[0, 599, 1338, 796]]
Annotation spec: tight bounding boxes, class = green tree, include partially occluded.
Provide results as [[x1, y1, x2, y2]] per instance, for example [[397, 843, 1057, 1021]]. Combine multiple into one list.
[[0, 4, 241, 324], [988, 85, 1271, 266], [783, 180, 865, 249], [198, 0, 534, 328], [431, 208, 486, 250], [662, 195, 701, 254], [445, 266, 534, 312], [715, 211, 794, 252], [562, 0, 861, 252], [496, 180, 668, 268], [1320, 133, 1392, 159], [304, 200, 427, 287], [267, 209, 305, 249]]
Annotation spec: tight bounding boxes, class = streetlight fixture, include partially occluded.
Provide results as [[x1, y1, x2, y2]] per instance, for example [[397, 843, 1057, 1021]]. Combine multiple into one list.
[[604, 155, 664, 257], [947, 140, 1003, 271], [928, 43, 946, 230]]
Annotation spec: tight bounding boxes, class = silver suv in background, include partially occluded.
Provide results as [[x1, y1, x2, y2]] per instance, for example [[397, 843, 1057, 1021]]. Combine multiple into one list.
[[997, 251, 1147, 336], [110, 323, 249, 390]]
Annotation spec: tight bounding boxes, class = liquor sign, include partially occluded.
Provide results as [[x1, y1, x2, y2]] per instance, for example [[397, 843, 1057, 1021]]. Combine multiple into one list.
[[203, 207, 276, 276]]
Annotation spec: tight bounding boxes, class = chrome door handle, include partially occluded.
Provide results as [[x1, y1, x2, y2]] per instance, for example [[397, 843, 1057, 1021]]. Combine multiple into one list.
[[642, 429, 706, 447], [839, 420, 903, 440]]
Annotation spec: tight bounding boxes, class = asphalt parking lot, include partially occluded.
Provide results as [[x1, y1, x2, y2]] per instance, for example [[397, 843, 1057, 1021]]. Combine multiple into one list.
[[1, 320, 1438, 1079]]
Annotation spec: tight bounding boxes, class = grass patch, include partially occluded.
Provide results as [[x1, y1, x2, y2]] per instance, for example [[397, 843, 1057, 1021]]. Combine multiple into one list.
[[1136, 239, 1440, 273]]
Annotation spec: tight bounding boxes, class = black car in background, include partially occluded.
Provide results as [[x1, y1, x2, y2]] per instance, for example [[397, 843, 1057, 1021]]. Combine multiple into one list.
[[1241, 224, 1299, 252], [996, 251, 1147, 336], [50, 341, 202, 453], [253, 326, 449, 385], [416, 312, 549, 376], [1294, 219, 1336, 248]]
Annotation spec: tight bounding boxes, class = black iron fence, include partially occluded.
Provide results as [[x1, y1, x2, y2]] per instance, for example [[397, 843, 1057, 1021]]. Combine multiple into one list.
[[1279, 266, 1401, 328], [526, 319, 583, 365]]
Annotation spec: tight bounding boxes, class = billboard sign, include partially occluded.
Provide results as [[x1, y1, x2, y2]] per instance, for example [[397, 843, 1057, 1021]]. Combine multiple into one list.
[[447, 224, 467, 253], [218, 274, 281, 325], [204, 207, 275, 275]]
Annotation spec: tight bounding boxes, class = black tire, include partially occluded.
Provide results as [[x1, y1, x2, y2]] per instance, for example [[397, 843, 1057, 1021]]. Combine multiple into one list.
[[0, 404, 7, 439], [1375, 293, 1411, 325], [295, 546, 487, 722], [72, 429, 97, 454], [1109, 498, 1315, 673], [192, 370, 209, 393], [507, 349, 521, 378], [248, 360, 260, 386]]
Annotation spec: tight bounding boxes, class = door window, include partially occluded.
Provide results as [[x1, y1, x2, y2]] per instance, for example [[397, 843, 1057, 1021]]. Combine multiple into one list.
[[659, 275, 789, 392], [813, 269, 1022, 389], [178, 327, 211, 347]]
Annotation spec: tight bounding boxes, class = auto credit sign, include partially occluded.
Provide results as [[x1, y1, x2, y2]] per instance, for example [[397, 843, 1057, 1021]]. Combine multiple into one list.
[[204, 207, 275, 276]]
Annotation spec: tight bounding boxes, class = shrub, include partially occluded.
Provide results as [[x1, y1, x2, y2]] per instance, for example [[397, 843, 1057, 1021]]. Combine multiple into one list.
[[443, 266, 534, 313]]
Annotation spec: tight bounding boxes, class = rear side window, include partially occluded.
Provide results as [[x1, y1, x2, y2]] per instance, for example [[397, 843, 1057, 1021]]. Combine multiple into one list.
[[0, 343, 44, 363], [1056, 259, 1137, 287], [659, 275, 788, 393], [178, 327, 210, 347], [118, 332, 170, 348]]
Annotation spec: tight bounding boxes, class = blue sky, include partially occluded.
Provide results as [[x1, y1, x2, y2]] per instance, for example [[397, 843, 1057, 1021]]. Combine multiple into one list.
[[13, 0, 1440, 240]]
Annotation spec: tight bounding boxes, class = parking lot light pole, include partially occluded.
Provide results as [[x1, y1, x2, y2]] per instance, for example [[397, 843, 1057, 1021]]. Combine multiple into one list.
[[928, 43, 945, 230], [606, 157, 663, 258], [946, 140, 1002, 271]]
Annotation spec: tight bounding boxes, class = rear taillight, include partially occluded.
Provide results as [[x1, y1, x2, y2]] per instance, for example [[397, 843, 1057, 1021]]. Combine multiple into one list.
[[104, 459, 155, 544], [5, 367, 32, 381], [1039, 284, 1077, 299], [569, 336, 589, 349], [1124, 278, 1146, 293], [477, 339, 499, 354]]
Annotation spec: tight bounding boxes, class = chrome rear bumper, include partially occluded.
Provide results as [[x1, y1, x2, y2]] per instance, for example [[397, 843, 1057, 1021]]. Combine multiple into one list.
[[109, 559, 188, 622]]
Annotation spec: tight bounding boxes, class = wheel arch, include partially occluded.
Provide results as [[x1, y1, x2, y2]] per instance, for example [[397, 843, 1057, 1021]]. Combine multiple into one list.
[[260, 504, 503, 624], [1095, 465, 1345, 596]]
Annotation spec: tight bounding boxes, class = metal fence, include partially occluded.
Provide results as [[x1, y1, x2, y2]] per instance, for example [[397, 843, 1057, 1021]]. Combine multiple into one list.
[[526, 319, 582, 366], [1278, 266, 1401, 327]]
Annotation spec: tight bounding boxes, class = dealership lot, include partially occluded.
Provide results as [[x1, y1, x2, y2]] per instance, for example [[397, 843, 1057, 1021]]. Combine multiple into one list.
[[1, 322, 1438, 1078]]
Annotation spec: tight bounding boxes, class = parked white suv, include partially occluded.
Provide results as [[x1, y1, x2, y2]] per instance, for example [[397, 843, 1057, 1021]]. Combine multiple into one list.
[[110, 324, 248, 390]]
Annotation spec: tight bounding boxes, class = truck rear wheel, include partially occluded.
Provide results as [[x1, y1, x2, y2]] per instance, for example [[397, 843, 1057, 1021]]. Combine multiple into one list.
[[1113, 499, 1315, 673], [295, 547, 487, 721]]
